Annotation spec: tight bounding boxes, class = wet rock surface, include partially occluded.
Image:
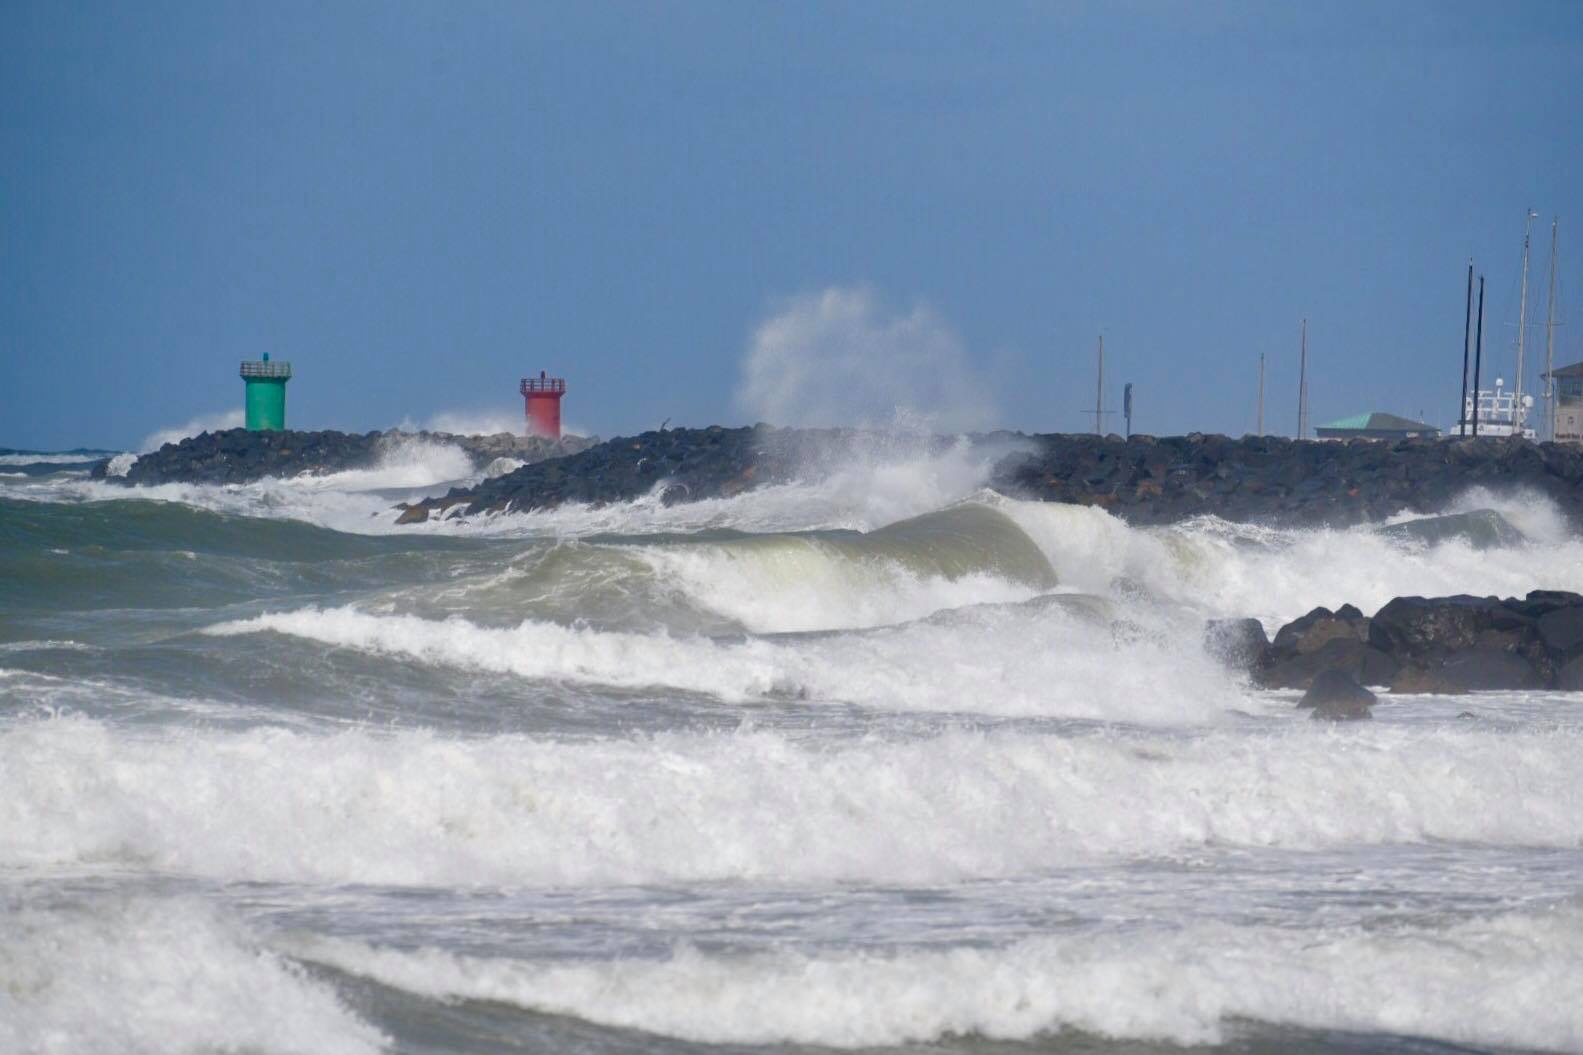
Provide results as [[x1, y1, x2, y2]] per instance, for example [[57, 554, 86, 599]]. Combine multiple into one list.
[[1203, 618, 1270, 673], [399, 426, 972, 519], [1224, 591, 1583, 694], [408, 427, 1583, 528], [96, 425, 1583, 532], [993, 432, 1583, 529], [1299, 670, 1377, 720], [92, 429, 596, 487]]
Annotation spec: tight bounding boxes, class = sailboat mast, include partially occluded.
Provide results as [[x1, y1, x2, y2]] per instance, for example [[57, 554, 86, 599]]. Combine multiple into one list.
[[1094, 334, 1104, 436], [1545, 217, 1559, 441], [1297, 318, 1308, 439], [1257, 353, 1265, 436], [1473, 276, 1485, 437], [1516, 209, 1536, 427], [1460, 261, 1473, 436]]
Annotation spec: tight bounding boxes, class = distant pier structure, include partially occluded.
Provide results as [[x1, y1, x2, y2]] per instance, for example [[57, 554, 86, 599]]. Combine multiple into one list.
[[521, 371, 566, 439], [240, 353, 292, 431]]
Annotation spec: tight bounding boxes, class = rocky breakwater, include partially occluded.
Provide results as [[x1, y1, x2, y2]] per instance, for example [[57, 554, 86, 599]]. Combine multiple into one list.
[[992, 432, 1583, 528], [391, 425, 971, 522], [93, 428, 596, 487], [1209, 591, 1583, 695], [397, 426, 1583, 529]]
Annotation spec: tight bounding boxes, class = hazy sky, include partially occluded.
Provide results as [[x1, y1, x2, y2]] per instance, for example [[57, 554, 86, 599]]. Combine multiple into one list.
[[4, 1, 1581, 449]]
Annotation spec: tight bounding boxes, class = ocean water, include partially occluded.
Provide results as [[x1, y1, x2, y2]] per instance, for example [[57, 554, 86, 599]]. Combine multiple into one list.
[[3, 436, 1582, 1055]]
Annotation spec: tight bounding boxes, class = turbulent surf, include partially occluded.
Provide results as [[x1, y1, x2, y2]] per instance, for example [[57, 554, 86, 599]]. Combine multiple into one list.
[[3, 437, 1582, 1055]]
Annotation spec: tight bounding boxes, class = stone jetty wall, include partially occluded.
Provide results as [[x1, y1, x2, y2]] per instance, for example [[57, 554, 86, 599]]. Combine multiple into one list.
[[400, 426, 1583, 528], [93, 428, 596, 487], [992, 431, 1583, 527], [94, 424, 1583, 531]]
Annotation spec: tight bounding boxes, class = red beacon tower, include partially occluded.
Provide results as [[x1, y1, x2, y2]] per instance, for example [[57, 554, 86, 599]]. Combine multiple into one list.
[[520, 371, 566, 439]]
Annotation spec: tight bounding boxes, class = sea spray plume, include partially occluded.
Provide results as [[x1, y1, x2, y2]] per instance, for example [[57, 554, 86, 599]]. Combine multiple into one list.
[[412, 408, 597, 440], [419, 409, 526, 437], [139, 409, 245, 453], [746, 424, 1035, 532], [735, 287, 998, 432]]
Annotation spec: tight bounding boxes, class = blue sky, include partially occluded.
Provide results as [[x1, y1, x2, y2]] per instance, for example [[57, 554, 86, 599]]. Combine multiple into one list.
[[3, 1, 1580, 449]]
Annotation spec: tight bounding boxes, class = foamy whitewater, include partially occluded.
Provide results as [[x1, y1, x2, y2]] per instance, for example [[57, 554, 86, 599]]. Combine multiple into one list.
[[3, 436, 1582, 1055]]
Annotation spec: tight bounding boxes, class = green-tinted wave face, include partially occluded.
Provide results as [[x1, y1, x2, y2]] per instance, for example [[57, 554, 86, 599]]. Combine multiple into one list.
[[0, 497, 477, 561], [697, 503, 1058, 587], [0, 497, 498, 618], [853, 504, 1059, 587]]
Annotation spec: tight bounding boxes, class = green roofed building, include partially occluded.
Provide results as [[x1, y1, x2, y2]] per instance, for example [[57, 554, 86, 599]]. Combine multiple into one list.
[[1314, 412, 1440, 441]]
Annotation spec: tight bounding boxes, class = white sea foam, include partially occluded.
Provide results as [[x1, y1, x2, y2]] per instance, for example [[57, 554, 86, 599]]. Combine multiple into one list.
[[644, 550, 1038, 632], [299, 900, 1583, 1050], [999, 492, 1583, 629], [204, 600, 1237, 721], [0, 896, 383, 1055], [465, 436, 1023, 539], [140, 408, 245, 452], [0, 435, 480, 535], [4, 717, 1581, 887], [0, 452, 113, 466]]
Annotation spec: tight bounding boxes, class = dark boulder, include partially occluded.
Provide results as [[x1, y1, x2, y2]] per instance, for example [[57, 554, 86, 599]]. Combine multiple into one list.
[[1300, 670, 1376, 720], [1374, 509, 1525, 549], [1271, 604, 1369, 655], [1559, 655, 1583, 692], [1258, 636, 1399, 690], [1391, 648, 1547, 694], [1536, 605, 1583, 660], [1256, 603, 1394, 689], [1203, 618, 1270, 672], [1367, 595, 1498, 661], [1505, 590, 1583, 619]]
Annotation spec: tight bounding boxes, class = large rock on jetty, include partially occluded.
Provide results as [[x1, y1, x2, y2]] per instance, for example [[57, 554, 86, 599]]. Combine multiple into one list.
[[92, 428, 595, 487], [1254, 604, 1399, 689], [393, 427, 1583, 529], [1374, 508, 1526, 549], [1228, 591, 1583, 694]]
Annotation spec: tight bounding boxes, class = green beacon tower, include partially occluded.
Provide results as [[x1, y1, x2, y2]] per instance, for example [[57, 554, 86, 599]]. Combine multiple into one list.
[[240, 353, 292, 431]]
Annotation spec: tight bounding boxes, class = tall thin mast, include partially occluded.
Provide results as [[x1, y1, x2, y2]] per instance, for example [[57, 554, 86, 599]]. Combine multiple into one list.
[[1460, 261, 1473, 436], [1296, 318, 1308, 439], [1094, 334, 1104, 436], [1257, 353, 1265, 436], [1545, 217, 1559, 440], [1472, 276, 1485, 437], [1516, 209, 1537, 428]]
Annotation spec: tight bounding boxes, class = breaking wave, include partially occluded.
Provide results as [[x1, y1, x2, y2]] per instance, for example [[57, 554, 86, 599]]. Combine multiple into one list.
[[301, 900, 1583, 1050], [6, 717, 1582, 887], [204, 594, 1236, 721], [0, 896, 382, 1055]]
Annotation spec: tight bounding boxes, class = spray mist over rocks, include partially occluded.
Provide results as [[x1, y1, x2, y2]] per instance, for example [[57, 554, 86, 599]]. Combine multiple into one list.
[[735, 286, 999, 433]]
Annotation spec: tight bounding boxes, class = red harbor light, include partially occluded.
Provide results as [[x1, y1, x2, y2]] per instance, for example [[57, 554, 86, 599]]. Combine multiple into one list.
[[520, 371, 566, 438]]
